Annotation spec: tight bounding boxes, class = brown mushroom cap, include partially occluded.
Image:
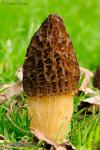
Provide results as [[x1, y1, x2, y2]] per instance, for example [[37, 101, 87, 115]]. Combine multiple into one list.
[[23, 14, 80, 96], [93, 65, 100, 89]]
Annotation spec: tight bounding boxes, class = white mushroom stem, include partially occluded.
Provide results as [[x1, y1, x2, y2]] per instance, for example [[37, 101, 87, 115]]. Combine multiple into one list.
[[28, 93, 73, 144]]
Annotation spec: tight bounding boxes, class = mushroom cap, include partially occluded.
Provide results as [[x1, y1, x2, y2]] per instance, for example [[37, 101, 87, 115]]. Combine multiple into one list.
[[93, 65, 100, 89], [23, 14, 80, 96]]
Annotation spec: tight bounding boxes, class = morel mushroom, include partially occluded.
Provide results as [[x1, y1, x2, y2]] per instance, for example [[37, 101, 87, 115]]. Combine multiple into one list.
[[23, 14, 80, 143], [93, 65, 100, 89]]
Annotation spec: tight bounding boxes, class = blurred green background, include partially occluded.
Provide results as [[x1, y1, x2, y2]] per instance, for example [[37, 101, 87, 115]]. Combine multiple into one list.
[[0, 0, 100, 82]]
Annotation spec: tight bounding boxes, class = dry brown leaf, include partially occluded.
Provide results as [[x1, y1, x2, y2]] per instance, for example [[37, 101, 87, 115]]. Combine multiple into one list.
[[31, 129, 75, 150], [85, 88, 96, 96], [83, 96, 100, 105], [16, 66, 23, 81], [0, 80, 23, 102], [79, 66, 93, 92], [78, 96, 100, 114], [31, 129, 57, 148]]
